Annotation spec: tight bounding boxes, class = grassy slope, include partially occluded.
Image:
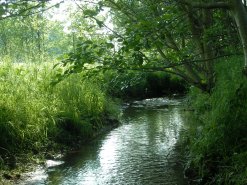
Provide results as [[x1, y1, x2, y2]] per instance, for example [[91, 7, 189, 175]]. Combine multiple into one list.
[[184, 56, 247, 184]]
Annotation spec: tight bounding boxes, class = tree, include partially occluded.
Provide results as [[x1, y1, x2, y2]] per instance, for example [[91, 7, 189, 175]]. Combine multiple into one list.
[[56, 0, 241, 92], [103, 0, 246, 90], [54, 0, 247, 93], [0, 1, 74, 62], [182, 0, 247, 76], [0, 0, 47, 20]]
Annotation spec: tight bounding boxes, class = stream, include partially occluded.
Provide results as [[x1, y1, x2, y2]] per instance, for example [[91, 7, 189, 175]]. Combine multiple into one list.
[[19, 97, 187, 185]]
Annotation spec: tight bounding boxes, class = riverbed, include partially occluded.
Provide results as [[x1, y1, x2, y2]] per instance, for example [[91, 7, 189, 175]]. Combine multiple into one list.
[[19, 97, 187, 185]]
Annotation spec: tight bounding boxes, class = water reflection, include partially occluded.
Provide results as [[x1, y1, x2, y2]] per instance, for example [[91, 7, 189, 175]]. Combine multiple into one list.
[[19, 98, 186, 185]]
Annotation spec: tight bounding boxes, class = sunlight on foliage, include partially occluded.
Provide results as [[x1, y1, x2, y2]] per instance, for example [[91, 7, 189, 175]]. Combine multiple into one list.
[[0, 60, 119, 160]]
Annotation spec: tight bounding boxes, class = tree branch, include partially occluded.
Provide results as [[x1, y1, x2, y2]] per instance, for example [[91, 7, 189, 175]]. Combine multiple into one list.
[[0, 1, 64, 20], [74, 0, 125, 39]]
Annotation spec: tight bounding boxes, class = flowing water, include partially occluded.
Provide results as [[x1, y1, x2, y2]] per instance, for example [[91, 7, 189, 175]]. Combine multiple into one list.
[[20, 97, 187, 185]]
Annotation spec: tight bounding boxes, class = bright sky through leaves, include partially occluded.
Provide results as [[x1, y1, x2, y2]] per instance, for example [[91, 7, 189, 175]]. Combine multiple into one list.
[[47, 0, 113, 34]]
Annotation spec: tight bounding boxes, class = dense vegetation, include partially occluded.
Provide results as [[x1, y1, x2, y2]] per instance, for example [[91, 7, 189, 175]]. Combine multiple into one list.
[[101, 70, 187, 99], [184, 57, 247, 184], [0, 0, 246, 184], [0, 61, 119, 168]]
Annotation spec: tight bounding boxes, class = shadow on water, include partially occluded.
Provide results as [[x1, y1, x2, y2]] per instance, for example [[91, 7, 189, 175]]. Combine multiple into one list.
[[19, 97, 188, 185]]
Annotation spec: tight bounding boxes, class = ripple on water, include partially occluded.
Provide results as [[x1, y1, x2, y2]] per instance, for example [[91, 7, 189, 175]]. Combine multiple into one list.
[[18, 98, 187, 185]]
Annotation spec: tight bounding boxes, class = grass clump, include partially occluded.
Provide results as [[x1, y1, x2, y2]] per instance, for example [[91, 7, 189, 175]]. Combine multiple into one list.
[[184, 56, 247, 185], [0, 60, 119, 170]]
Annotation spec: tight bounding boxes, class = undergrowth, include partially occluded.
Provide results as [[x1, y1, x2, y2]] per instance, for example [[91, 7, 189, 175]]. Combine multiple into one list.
[[0, 59, 119, 170], [184, 56, 247, 184]]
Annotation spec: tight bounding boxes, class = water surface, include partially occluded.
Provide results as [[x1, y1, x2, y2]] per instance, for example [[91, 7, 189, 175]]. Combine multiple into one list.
[[20, 97, 187, 185]]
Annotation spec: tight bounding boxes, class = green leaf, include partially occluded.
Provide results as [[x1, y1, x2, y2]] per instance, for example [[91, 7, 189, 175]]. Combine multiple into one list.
[[83, 9, 98, 17], [106, 43, 114, 49], [96, 20, 103, 28]]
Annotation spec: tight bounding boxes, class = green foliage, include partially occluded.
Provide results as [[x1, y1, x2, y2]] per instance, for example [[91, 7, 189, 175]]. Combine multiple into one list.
[[0, 61, 53, 152], [100, 70, 146, 98], [54, 33, 188, 98], [0, 60, 119, 162], [0, 14, 73, 63], [72, 68, 187, 100], [52, 73, 115, 143], [184, 56, 247, 184], [53, 0, 242, 94], [0, 0, 46, 18], [101, 0, 241, 92]]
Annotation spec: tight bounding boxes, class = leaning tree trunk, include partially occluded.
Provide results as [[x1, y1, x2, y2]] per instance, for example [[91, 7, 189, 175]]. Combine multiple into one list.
[[230, 0, 247, 76]]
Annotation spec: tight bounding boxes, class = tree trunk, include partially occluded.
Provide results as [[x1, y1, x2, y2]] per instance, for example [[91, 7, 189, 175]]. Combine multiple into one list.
[[186, 0, 247, 76], [182, 4, 215, 91], [230, 0, 247, 75], [202, 9, 215, 90]]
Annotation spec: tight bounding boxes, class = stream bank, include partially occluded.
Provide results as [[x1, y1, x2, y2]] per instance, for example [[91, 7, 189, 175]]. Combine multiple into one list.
[[0, 116, 120, 185]]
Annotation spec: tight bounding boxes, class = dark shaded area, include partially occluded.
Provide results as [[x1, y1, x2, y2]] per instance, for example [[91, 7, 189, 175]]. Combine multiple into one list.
[[108, 72, 188, 100]]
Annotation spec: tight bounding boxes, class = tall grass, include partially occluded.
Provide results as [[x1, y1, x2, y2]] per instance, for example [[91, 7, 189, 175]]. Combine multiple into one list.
[[184, 56, 247, 184], [0, 59, 119, 164]]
